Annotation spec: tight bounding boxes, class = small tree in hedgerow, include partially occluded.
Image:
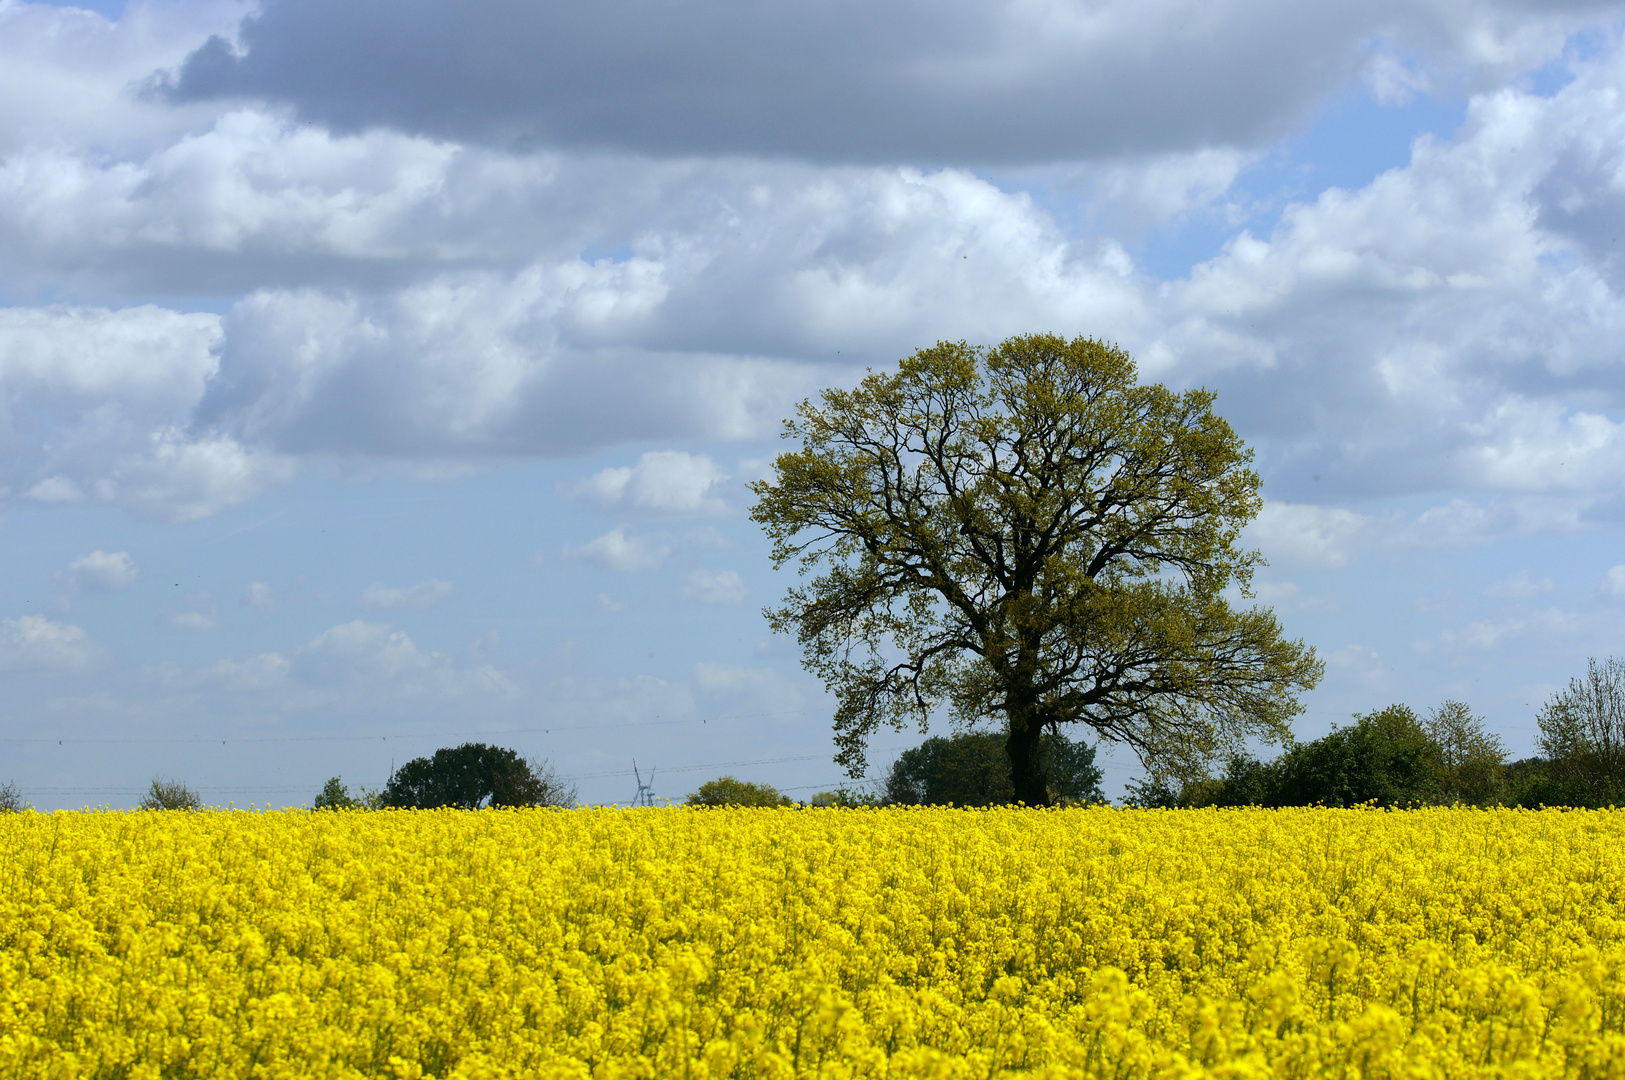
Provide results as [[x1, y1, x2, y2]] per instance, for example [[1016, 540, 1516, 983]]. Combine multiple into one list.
[[750, 333, 1323, 804], [1536, 656, 1625, 807], [139, 777, 202, 811]]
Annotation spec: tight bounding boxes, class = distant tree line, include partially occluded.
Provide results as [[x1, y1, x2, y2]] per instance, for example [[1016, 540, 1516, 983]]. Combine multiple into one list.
[[686, 729, 1105, 808], [1127, 657, 1625, 810], [6, 657, 1619, 812]]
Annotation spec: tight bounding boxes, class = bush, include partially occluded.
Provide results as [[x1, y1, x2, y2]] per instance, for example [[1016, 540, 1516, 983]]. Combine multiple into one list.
[[686, 776, 791, 807], [807, 786, 879, 807], [384, 744, 574, 809], [0, 779, 24, 813], [139, 777, 202, 811], [884, 730, 1105, 807]]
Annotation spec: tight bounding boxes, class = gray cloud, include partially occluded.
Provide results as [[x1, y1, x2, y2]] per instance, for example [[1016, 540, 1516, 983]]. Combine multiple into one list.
[[158, 0, 1615, 164]]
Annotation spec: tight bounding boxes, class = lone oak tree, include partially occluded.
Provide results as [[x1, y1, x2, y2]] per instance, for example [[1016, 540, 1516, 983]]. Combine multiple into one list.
[[749, 334, 1322, 805]]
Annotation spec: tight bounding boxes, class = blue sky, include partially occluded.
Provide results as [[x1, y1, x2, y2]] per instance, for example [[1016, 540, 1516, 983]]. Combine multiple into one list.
[[3, 0, 1625, 808]]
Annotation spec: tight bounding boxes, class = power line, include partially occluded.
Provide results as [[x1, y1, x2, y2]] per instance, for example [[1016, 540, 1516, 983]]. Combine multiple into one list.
[[0, 707, 823, 746], [18, 746, 916, 800]]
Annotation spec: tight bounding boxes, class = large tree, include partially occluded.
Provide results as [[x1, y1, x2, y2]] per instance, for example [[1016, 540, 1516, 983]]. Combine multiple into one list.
[[749, 333, 1322, 804]]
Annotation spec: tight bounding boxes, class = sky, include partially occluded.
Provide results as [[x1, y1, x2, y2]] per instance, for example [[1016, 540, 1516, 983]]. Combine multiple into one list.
[[3, 0, 1625, 810]]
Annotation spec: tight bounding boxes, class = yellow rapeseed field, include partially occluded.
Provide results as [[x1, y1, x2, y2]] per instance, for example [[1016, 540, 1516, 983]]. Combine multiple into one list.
[[2, 806, 1623, 1079]]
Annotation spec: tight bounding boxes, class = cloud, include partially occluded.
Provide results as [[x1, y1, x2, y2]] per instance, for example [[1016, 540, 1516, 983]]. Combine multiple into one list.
[[0, 615, 98, 672], [682, 569, 748, 606], [159, 0, 1603, 163], [1433, 607, 1579, 651], [0, 305, 293, 521], [168, 610, 218, 631], [1485, 568, 1554, 597], [4, 10, 1625, 536], [1247, 578, 1338, 616], [1245, 502, 1369, 568], [595, 592, 627, 612], [361, 579, 454, 610], [292, 618, 518, 700], [0, 0, 246, 156], [194, 652, 290, 691], [573, 451, 729, 515], [562, 527, 669, 573], [245, 581, 275, 610], [66, 550, 141, 592], [1604, 565, 1625, 599]]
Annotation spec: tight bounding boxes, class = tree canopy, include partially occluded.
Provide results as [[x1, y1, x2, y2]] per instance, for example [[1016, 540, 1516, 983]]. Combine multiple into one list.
[[1535, 656, 1625, 806], [750, 333, 1322, 804], [884, 729, 1105, 806], [686, 776, 792, 807], [383, 743, 575, 809]]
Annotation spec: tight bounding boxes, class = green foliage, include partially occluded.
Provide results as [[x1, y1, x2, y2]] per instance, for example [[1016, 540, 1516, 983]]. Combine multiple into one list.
[[750, 333, 1322, 804], [313, 777, 358, 810], [884, 729, 1105, 806], [1503, 757, 1568, 808], [1157, 701, 1510, 809], [1272, 705, 1442, 808], [686, 776, 792, 807], [1534, 656, 1625, 807], [139, 777, 202, 811], [384, 744, 576, 809], [0, 779, 24, 813]]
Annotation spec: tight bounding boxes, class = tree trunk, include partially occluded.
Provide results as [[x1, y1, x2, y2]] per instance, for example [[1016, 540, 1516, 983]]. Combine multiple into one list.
[[1006, 709, 1051, 806]]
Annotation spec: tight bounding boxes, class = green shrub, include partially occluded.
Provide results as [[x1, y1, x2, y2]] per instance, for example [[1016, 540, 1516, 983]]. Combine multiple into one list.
[[686, 776, 791, 807]]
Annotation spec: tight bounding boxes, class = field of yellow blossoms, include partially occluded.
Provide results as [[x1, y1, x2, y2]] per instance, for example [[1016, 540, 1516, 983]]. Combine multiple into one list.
[[3, 806, 1624, 1080]]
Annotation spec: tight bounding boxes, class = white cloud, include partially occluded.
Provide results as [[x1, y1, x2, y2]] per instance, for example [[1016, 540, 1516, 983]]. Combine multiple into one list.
[[66, 550, 140, 592], [1247, 578, 1338, 616], [1434, 607, 1579, 651], [596, 592, 627, 612], [1485, 568, 1554, 598], [26, 476, 84, 504], [245, 581, 275, 610], [694, 661, 777, 689], [562, 527, 669, 573], [107, 427, 296, 524], [1244, 502, 1369, 568], [0, 0, 246, 156], [682, 569, 748, 606], [1324, 643, 1387, 689], [168, 610, 217, 631], [195, 652, 290, 691], [0, 615, 98, 671], [361, 579, 454, 610], [293, 619, 519, 700], [1604, 565, 1625, 600], [574, 450, 729, 515]]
